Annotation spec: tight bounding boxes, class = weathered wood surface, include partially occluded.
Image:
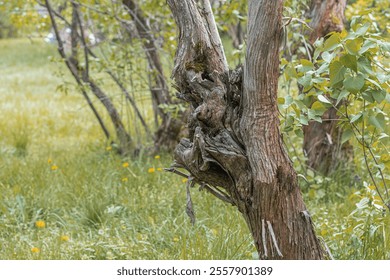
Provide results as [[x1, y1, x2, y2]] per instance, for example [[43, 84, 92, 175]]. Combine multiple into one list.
[[167, 0, 324, 259]]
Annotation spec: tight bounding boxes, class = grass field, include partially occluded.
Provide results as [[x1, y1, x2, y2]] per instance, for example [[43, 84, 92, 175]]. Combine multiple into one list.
[[0, 38, 389, 260]]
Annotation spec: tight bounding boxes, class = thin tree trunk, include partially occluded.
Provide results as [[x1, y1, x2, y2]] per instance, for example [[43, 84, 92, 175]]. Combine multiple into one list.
[[122, 0, 183, 151], [45, 0, 110, 141], [303, 0, 353, 174], [46, 0, 133, 155], [168, 0, 323, 259]]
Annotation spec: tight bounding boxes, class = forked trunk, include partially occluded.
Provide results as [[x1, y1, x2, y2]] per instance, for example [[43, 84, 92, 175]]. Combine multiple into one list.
[[168, 0, 323, 259]]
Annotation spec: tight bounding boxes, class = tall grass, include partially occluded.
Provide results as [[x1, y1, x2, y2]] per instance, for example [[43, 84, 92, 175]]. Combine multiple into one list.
[[0, 38, 388, 260]]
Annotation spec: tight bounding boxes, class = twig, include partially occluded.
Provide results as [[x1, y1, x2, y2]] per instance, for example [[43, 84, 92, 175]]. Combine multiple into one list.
[[282, 17, 313, 30], [186, 179, 196, 225], [361, 100, 389, 210], [164, 167, 189, 178], [319, 237, 334, 260], [201, 184, 234, 205], [331, 99, 389, 209]]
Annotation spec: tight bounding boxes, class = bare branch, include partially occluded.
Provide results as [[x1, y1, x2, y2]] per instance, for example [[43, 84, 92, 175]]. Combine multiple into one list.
[[44, 0, 111, 140]]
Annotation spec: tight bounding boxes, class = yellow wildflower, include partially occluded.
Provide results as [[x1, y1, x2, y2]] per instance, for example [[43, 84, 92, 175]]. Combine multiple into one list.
[[60, 235, 70, 242], [173, 237, 179, 242], [51, 165, 58, 171], [154, 155, 160, 159], [182, 178, 188, 183], [47, 158, 52, 164], [122, 177, 128, 182], [148, 167, 155, 173], [31, 247, 40, 253], [106, 146, 112, 151], [122, 162, 129, 168], [35, 220, 46, 228], [157, 167, 163, 171]]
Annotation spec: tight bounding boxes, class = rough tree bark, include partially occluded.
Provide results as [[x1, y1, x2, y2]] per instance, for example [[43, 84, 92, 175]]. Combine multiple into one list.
[[168, 0, 323, 259], [303, 0, 353, 175]]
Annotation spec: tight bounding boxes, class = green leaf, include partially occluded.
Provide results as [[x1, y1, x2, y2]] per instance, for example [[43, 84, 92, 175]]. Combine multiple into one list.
[[371, 90, 387, 104], [377, 74, 390, 84], [318, 95, 332, 104], [336, 90, 350, 106], [323, 32, 341, 52], [284, 64, 298, 79], [343, 74, 365, 93], [341, 128, 354, 144], [294, 129, 304, 138], [298, 59, 314, 72], [345, 37, 363, 55], [277, 97, 285, 105], [285, 115, 295, 128], [299, 115, 309, 125], [285, 95, 293, 106], [380, 41, 390, 52], [359, 40, 377, 55], [321, 51, 336, 63], [366, 78, 382, 89], [368, 113, 385, 131], [310, 101, 328, 116], [316, 62, 330, 75], [350, 112, 363, 123], [354, 22, 370, 37], [298, 73, 312, 89], [329, 60, 346, 86], [357, 57, 373, 75], [362, 91, 375, 103], [362, 90, 386, 104], [340, 54, 357, 72]]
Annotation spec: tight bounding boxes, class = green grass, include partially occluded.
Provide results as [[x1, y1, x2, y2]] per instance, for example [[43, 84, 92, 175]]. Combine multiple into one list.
[[0, 38, 254, 260], [0, 38, 389, 260]]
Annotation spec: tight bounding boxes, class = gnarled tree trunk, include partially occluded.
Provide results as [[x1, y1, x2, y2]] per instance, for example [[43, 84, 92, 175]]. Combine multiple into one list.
[[168, 0, 323, 259], [303, 0, 353, 174]]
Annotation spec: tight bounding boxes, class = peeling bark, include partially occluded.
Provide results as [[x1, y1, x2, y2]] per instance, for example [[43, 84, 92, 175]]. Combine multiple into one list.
[[303, 0, 353, 174], [168, 0, 323, 259]]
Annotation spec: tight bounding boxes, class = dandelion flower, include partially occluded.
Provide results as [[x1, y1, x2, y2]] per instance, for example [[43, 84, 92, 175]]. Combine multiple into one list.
[[35, 220, 46, 228], [60, 235, 70, 242], [51, 165, 58, 171], [173, 237, 179, 242], [122, 162, 129, 168], [154, 155, 160, 159], [47, 158, 52, 164], [182, 178, 188, 183], [106, 146, 112, 151], [122, 177, 128, 182], [147, 167, 155, 173], [157, 167, 163, 171], [31, 247, 40, 253]]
